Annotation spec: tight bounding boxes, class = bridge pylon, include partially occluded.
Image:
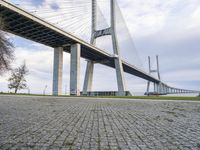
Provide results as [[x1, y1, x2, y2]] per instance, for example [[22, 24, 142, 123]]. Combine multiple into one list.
[[83, 0, 126, 96], [146, 55, 161, 95]]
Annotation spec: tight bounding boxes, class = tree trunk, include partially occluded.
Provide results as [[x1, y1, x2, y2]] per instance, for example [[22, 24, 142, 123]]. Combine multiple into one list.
[[15, 88, 18, 94]]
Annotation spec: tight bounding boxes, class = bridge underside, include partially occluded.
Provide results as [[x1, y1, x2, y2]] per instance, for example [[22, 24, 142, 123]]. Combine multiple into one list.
[[0, 2, 159, 84], [0, 0, 198, 96]]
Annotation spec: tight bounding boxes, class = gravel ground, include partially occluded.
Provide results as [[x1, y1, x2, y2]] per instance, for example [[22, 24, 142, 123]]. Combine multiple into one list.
[[0, 95, 200, 150]]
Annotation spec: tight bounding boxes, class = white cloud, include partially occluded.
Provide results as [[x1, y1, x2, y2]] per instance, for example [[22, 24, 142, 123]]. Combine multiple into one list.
[[2, 0, 200, 94], [117, 0, 200, 39], [163, 69, 200, 82], [188, 7, 200, 29], [117, 0, 173, 37]]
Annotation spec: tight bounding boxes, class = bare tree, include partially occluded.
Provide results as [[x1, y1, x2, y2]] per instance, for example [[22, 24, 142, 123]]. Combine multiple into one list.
[[0, 16, 14, 75], [8, 62, 29, 93]]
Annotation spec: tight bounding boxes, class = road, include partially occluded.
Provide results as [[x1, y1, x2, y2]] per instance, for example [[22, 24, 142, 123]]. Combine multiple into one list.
[[0, 95, 200, 150]]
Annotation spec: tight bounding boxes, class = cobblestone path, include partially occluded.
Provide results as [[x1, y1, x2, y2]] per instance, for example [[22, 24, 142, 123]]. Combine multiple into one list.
[[0, 95, 200, 150]]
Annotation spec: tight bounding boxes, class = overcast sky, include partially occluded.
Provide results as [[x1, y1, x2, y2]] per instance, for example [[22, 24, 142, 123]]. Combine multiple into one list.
[[0, 0, 200, 95]]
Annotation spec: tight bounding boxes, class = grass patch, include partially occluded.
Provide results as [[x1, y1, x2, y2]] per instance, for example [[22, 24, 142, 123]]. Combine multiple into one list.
[[0, 92, 52, 97], [95, 96, 200, 101], [0, 92, 200, 101]]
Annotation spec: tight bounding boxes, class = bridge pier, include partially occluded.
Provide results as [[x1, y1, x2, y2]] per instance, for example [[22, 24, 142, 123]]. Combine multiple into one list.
[[70, 43, 81, 96], [111, 0, 126, 96], [155, 83, 159, 94], [146, 56, 161, 95], [83, 60, 94, 95], [114, 58, 126, 96], [170, 88, 172, 94], [153, 83, 156, 93], [163, 85, 166, 94], [166, 87, 168, 94], [160, 84, 164, 94], [52, 47, 63, 96], [146, 81, 150, 95], [162, 85, 165, 94]]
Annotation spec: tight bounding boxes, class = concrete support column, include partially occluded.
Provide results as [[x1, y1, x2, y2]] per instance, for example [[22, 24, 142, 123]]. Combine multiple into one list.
[[53, 47, 63, 96], [157, 83, 161, 94], [162, 85, 165, 94], [155, 84, 157, 93], [163, 87, 165, 94], [111, 0, 126, 96], [159, 84, 162, 94], [114, 58, 126, 96], [83, 60, 94, 95], [146, 81, 150, 95], [155, 84, 159, 94], [161, 85, 164, 94], [70, 43, 81, 96], [82, 0, 96, 96]]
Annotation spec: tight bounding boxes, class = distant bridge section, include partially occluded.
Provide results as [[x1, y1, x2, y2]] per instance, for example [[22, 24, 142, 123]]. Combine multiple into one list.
[[145, 83, 200, 96]]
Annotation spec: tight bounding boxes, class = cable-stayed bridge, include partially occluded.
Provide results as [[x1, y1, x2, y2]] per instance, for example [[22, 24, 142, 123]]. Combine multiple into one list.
[[0, 0, 199, 96]]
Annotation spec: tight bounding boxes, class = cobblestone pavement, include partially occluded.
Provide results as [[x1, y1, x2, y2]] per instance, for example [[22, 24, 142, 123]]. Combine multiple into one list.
[[0, 96, 200, 150]]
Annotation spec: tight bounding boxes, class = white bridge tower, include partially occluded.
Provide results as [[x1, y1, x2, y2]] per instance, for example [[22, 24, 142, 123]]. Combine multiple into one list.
[[146, 55, 161, 95], [83, 0, 126, 96]]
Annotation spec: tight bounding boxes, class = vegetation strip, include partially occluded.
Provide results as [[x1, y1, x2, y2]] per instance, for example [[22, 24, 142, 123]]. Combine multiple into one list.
[[96, 96, 200, 101], [0, 93, 200, 101]]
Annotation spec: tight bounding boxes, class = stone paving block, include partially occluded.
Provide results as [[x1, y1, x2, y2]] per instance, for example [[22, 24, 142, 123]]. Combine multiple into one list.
[[0, 96, 200, 149]]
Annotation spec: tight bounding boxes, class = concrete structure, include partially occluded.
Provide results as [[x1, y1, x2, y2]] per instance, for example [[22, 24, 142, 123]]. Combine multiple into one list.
[[70, 44, 81, 96], [83, 61, 94, 95], [53, 47, 63, 95], [146, 55, 161, 95], [0, 0, 199, 96], [83, 0, 126, 96], [111, 0, 126, 96], [82, 0, 96, 95]]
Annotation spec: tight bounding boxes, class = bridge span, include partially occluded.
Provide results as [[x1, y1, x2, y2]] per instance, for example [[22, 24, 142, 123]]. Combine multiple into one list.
[[0, 0, 199, 96]]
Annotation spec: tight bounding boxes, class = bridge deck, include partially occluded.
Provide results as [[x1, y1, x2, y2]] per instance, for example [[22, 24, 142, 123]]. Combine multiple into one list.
[[0, 0, 159, 83]]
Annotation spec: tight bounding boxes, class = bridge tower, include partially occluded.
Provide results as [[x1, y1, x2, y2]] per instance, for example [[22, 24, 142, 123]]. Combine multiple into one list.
[[146, 55, 161, 95], [83, 0, 126, 96]]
